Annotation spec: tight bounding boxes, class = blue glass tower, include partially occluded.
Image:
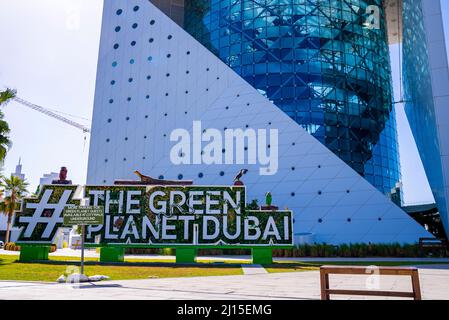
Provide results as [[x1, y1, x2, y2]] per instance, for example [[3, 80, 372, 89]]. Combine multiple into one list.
[[184, 0, 401, 195], [402, 0, 449, 237]]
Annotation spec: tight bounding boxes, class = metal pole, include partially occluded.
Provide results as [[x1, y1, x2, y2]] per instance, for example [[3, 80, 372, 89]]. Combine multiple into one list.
[[80, 225, 85, 275]]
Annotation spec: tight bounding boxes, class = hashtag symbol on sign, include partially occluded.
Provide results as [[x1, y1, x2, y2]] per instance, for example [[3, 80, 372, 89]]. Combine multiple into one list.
[[16, 185, 80, 241]]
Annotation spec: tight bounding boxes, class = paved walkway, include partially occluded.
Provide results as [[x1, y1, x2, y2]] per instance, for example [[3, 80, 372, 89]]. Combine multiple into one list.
[[241, 264, 267, 275], [1, 266, 448, 300]]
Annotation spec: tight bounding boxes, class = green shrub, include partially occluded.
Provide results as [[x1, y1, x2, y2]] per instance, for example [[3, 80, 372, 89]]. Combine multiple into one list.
[[4, 242, 16, 251], [163, 248, 175, 256]]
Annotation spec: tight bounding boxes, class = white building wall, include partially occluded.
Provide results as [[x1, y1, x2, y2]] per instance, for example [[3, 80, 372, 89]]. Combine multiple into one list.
[[87, 0, 432, 244]]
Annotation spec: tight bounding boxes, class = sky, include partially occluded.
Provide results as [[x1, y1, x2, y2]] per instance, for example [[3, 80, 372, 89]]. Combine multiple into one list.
[[0, 0, 442, 204]]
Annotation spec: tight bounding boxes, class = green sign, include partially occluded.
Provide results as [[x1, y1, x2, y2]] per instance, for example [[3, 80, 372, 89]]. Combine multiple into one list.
[[63, 206, 104, 226], [84, 185, 293, 246], [14, 184, 293, 247]]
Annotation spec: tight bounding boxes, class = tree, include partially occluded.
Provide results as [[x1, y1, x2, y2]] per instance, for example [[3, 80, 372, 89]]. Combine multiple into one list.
[[0, 174, 28, 243], [0, 88, 14, 162]]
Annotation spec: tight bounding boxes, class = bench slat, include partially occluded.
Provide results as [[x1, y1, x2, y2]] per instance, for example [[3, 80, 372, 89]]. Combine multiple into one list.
[[321, 265, 417, 276], [326, 289, 415, 298]]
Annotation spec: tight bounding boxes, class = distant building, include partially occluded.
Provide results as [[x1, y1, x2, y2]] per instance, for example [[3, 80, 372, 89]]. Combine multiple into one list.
[[39, 172, 59, 187], [12, 158, 25, 181]]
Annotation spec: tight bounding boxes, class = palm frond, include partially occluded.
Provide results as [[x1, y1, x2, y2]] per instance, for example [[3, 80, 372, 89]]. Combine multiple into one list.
[[0, 88, 17, 106]]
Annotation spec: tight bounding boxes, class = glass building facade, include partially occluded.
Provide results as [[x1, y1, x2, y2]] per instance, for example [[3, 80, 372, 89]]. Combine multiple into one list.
[[402, 0, 449, 235], [183, 0, 401, 195]]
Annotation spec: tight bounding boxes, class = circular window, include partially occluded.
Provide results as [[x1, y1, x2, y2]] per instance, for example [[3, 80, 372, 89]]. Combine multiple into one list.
[[150, 20, 155, 25], [110, 80, 116, 85], [148, 56, 153, 62], [107, 119, 112, 123], [128, 78, 133, 83], [159, 175, 164, 179], [109, 99, 114, 104], [198, 173, 203, 178], [133, 6, 139, 11], [168, 35, 172, 39], [112, 61, 118, 67], [116, 9, 123, 15], [219, 171, 225, 176], [131, 41, 136, 46], [132, 23, 138, 29], [149, 38, 154, 43], [129, 59, 135, 64], [113, 43, 119, 49], [178, 174, 183, 180], [115, 26, 121, 32]]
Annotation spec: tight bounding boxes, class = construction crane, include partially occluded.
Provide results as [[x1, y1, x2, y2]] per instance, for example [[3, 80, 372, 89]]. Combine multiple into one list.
[[12, 96, 91, 133]]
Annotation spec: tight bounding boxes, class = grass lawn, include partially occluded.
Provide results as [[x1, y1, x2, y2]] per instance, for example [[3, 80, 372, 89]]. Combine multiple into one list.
[[2, 253, 447, 280], [0, 255, 243, 282]]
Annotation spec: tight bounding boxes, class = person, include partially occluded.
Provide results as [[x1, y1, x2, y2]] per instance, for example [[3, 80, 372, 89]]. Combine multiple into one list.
[[51, 166, 73, 185]]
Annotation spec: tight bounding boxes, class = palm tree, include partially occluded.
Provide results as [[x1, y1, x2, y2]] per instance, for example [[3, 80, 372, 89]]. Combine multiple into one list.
[[0, 88, 16, 105], [0, 88, 14, 162], [0, 174, 28, 243]]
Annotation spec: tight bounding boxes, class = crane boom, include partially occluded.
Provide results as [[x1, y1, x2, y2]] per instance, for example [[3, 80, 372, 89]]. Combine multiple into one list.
[[12, 96, 91, 133]]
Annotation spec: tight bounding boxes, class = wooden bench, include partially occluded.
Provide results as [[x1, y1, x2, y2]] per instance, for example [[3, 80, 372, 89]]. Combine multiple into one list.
[[320, 265, 422, 300]]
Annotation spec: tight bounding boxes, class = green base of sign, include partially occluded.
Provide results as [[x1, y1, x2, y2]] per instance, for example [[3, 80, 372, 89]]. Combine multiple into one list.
[[176, 248, 197, 263], [100, 247, 125, 263], [252, 248, 273, 264], [19, 245, 50, 262]]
